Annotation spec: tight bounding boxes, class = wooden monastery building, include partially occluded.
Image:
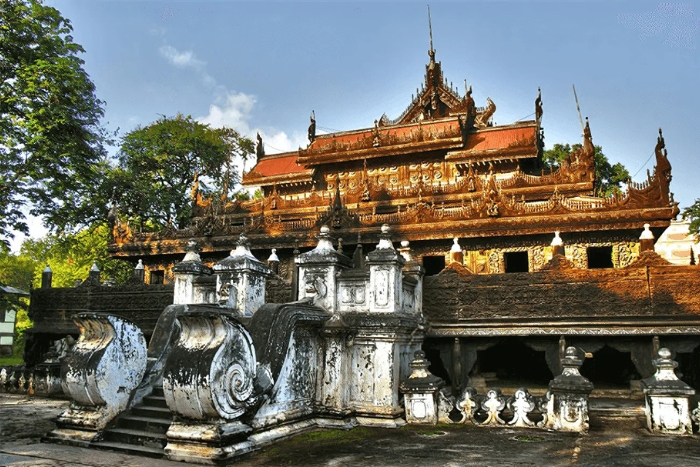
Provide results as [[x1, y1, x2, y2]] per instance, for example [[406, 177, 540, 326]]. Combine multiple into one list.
[[34, 40, 700, 392]]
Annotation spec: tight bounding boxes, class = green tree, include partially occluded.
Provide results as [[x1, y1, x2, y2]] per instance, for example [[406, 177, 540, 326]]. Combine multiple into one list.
[[682, 201, 700, 237], [543, 143, 630, 197], [0, 0, 109, 246], [0, 247, 36, 361], [22, 225, 133, 288], [113, 114, 254, 230]]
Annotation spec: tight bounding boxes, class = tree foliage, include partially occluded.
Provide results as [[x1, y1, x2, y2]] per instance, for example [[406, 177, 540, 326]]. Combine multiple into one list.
[[682, 200, 700, 238], [20, 225, 133, 288], [112, 114, 254, 230], [543, 143, 630, 197], [0, 0, 109, 245]]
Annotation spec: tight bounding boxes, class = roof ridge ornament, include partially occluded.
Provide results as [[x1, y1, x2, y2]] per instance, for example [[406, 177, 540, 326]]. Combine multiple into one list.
[[427, 5, 435, 63]]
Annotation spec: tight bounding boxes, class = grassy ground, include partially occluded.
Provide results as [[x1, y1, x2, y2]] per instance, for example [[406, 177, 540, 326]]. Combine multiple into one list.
[[0, 356, 23, 366]]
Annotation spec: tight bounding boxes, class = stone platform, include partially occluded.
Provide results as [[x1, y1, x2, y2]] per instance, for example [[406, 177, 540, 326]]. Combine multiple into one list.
[[2, 393, 699, 466]]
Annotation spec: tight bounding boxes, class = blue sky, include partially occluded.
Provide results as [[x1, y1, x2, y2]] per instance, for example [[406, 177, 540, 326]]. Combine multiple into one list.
[[17, 1, 699, 248]]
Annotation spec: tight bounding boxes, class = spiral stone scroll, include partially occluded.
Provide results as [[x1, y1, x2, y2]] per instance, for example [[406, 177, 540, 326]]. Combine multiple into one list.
[[56, 313, 147, 433], [163, 311, 264, 421]]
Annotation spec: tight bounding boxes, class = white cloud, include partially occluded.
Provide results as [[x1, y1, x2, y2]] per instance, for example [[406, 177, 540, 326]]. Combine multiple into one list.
[[158, 44, 215, 87], [158, 43, 309, 167], [159, 45, 205, 69], [199, 92, 256, 132]]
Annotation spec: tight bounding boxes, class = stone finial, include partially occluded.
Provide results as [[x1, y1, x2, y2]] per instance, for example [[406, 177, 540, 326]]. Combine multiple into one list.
[[450, 237, 463, 264], [551, 231, 563, 246], [561, 346, 584, 375], [313, 225, 335, 252], [267, 248, 279, 274], [231, 234, 256, 259], [551, 231, 564, 257], [41, 264, 52, 289], [183, 239, 201, 262], [398, 240, 412, 262], [133, 259, 145, 284], [82, 262, 101, 287], [639, 223, 655, 252], [376, 224, 394, 250]]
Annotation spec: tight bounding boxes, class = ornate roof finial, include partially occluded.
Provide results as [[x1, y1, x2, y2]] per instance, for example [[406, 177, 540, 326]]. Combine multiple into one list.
[[427, 5, 435, 62]]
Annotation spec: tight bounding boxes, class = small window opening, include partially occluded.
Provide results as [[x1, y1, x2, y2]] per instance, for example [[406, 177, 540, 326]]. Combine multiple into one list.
[[422, 255, 446, 276], [504, 251, 529, 273], [587, 246, 613, 269], [150, 270, 165, 285]]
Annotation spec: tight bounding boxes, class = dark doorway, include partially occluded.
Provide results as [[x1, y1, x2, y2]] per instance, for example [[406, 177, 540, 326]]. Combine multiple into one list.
[[587, 246, 613, 269], [504, 251, 529, 273], [423, 255, 446, 276], [580, 346, 639, 388], [475, 339, 552, 387]]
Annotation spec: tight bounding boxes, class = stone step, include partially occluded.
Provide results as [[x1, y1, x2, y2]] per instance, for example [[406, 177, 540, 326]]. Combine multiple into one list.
[[91, 440, 165, 459], [131, 405, 172, 420], [116, 414, 172, 434], [590, 399, 645, 418], [151, 386, 165, 397], [142, 394, 168, 409], [101, 426, 167, 447]]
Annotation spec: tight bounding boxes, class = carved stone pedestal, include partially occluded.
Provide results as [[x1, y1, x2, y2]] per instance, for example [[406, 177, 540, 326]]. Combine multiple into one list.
[[548, 346, 593, 433], [165, 420, 253, 463], [401, 350, 445, 425], [641, 348, 695, 436]]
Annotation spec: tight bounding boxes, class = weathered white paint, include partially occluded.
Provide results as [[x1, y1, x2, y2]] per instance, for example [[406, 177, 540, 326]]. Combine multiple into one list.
[[214, 235, 270, 316], [642, 348, 695, 436], [52, 314, 147, 440]]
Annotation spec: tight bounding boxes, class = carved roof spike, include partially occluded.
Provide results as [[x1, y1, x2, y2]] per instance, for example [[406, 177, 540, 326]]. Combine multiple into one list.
[[535, 87, 543, 123], [427, 5, 435, 64]]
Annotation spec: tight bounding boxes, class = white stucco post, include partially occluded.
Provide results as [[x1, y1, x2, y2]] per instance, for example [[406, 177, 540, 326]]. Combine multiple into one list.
[[173, 239, 214, 305], [295, 225, 352, 313], [213, 234, 271, 316], [366, 224, 405, 313]]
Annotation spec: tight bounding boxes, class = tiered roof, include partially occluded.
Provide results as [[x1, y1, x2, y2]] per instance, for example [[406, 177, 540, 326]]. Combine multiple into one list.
[[108, 46, 678, 258]]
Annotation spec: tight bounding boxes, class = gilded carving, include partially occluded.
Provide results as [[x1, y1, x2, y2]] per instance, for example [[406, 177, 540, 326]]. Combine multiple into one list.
[[488, 251, 501, 274], [569, 245, 587, 269], [529, 247, 546, 272]]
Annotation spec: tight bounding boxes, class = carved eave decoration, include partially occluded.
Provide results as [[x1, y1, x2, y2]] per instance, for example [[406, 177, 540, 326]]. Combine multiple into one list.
[[297, 118, 464, 166]]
